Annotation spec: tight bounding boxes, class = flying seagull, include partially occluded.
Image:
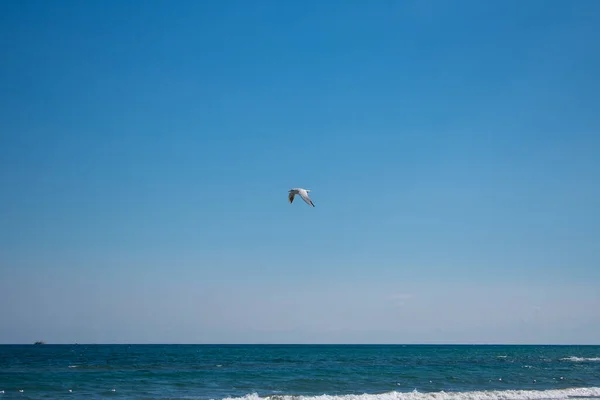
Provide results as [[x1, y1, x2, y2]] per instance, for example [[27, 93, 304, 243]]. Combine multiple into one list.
[[288, 188, 315, 207]]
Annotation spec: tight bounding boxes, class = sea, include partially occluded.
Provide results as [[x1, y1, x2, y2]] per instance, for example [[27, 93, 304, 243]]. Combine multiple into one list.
[[0, 344, 599, 400]]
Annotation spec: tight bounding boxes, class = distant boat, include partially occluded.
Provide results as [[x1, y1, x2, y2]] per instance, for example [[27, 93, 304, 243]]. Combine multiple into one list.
[[34, 341, 46, 345]]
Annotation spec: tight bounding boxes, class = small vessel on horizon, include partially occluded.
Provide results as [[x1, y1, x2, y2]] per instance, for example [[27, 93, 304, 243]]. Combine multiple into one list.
[[33, 341, 46, 345]]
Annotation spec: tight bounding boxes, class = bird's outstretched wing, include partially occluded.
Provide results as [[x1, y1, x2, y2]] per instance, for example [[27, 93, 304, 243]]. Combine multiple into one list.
[[288, 192, 295, 204], [299, 191, 315, 207]]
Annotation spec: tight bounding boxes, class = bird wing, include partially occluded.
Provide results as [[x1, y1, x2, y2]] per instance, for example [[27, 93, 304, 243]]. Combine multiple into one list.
[[288, 192, 295, 203], [299, 191, 315, 207]]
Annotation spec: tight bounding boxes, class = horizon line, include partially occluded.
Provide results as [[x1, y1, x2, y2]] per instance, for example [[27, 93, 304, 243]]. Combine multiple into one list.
[[2, 343, 599, 346]]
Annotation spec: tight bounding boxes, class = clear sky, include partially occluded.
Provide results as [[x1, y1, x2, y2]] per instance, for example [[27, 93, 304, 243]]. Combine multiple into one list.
[[1, 0, 599, 344]]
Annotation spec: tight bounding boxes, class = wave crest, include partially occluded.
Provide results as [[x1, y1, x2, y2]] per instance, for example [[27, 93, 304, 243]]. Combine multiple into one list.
[[224, 387, 600, 400], [561, 357, 600, 362]]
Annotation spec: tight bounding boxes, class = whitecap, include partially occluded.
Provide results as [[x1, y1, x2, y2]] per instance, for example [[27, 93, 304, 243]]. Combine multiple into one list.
[[222, 387, 600, 400], [561, 356, 600, 362]]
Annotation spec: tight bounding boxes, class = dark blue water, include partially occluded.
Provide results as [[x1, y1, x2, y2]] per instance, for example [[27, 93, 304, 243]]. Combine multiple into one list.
[[1, 345, 599, 400]]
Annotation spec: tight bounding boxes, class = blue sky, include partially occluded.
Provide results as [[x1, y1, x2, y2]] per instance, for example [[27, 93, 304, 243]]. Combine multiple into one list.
[[1, 0, 599, 344]]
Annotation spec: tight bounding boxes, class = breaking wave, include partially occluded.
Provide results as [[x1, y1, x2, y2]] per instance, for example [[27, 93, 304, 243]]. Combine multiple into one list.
[[223, 387, 600, 400], [561, 357, 600, 362]]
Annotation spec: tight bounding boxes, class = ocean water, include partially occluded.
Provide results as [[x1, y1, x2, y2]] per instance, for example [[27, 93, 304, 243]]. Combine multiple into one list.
[[0, 345, 599, 400]]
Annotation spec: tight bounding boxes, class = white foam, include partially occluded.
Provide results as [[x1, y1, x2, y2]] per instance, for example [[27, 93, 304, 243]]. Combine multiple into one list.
[[222, 387, 600, 400], [561, 357, 600, 362]]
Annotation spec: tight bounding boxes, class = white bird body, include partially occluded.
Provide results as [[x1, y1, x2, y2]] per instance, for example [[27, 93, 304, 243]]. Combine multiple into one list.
[[288, 188, 315, 207]]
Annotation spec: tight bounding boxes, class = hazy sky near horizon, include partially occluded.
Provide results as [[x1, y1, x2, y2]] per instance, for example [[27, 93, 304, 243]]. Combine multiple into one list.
[[1, 0, 599, 344]]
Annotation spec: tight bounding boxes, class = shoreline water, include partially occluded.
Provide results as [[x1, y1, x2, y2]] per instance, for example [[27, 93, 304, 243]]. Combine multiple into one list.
[[1, 344, 598, 399]]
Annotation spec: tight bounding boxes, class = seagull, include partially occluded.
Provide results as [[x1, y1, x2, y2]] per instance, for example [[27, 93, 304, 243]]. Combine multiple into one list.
[[288, 188, 315, 207]]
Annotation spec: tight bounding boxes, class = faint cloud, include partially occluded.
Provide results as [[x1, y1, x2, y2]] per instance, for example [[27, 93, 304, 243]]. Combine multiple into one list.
[[390, 293, 413, 300], [389, 293, 413, 308]]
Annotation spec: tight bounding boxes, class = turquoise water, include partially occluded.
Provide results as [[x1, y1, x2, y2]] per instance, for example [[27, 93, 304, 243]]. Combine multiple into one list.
[[1, 345, 599, 399]]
